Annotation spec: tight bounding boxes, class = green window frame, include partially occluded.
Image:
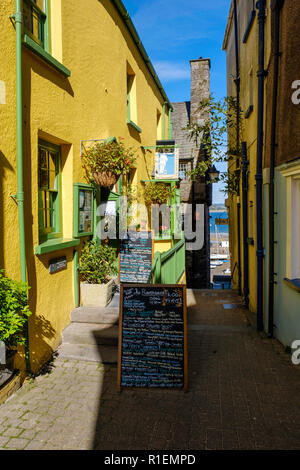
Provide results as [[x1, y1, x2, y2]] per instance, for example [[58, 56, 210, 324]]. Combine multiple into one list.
[[23, 0, 50, 52], [38, 140, 62, 243]]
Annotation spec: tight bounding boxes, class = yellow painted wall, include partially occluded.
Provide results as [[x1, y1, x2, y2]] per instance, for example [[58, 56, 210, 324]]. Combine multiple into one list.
[[223, 0, 271, 313], [0, 0, 172, 372]]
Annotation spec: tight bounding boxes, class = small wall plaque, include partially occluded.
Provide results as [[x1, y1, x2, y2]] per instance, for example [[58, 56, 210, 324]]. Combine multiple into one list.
[[49, 256, 67, 274]]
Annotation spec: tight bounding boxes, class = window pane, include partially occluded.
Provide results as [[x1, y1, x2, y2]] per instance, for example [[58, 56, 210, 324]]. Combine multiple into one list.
[[48, 152, 57, 190], [23, 3, 33, 33], [38, 148, 48, 188]]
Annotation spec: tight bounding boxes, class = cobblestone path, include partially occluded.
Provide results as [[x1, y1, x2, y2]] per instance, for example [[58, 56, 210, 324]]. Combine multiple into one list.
[[0, 290, 300, 450]]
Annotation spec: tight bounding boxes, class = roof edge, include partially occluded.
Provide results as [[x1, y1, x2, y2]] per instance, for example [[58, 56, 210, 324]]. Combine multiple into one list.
[[222, 1, 234, 50], [110, 0, 172, 110]]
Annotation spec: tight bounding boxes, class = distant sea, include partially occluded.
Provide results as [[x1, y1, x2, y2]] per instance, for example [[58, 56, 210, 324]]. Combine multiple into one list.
[[209, 211, 229, 234]]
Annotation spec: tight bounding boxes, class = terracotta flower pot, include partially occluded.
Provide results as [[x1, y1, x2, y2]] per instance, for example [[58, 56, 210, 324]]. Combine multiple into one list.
[[93, 171, 119, 187]]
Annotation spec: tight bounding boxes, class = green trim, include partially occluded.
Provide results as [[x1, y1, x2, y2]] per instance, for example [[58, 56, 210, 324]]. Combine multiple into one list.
[[140, 179, 179, 183], [35, 238, 80, 255], [73, 183, 94, 238], [23, 34, 71, 77], [44, 0, 50, 53], [142, 145, 179, 150], [111, 0, 172, 110], [127, 119, 142, 133]]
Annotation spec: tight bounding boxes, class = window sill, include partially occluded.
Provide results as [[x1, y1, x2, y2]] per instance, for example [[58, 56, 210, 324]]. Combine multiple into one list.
[[23, 34, 71, 78], [35, 238, 80, 255], [283, 278, 300, 293], [127, 120, 142, 133]]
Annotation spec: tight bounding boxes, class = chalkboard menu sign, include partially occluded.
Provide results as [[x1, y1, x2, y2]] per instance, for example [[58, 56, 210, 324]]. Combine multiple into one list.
[[118, 284, 188, 391], [119, 231, 153, 284]]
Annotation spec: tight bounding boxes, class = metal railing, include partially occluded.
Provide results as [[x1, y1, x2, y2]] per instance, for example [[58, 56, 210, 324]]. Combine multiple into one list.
[[151, 239, 185, 284]]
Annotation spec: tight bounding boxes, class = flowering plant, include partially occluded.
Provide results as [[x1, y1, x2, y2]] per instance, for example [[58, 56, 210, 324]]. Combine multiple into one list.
[[81, 140, 136, 186], [144, 182, 175, 206]]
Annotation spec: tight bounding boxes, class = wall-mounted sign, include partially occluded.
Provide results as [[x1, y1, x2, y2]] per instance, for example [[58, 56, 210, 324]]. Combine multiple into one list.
[[73, 183, 94, 237], [155, 148, 179, 179], [49, 256, 67, 274]]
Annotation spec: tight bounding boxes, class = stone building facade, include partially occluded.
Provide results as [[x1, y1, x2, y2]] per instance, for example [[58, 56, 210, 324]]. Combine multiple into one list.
[[172, 58, 212, 288]]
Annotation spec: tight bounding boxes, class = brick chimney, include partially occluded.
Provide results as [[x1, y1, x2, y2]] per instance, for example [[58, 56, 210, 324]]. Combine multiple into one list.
[[190, 58, 211, 124]]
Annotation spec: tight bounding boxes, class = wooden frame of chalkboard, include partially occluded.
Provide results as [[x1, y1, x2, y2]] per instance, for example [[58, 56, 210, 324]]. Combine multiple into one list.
[[118, 231, 154, 284], [117, 284, 188, 392]]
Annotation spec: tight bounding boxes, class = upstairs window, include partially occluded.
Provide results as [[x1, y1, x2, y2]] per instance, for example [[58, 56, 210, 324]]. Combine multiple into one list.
[[38, 140, 62, 242], [126, 62, 141, 132], [179, 161, 189, 180], [23, 0, 49, 51]]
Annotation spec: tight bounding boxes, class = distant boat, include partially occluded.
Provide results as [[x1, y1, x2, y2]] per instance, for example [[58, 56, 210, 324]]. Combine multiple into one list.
[[211, 260, 223, 266], [210, 264, 217, 269], [210, 254, 229, 260], [224, 269, 231, 275]]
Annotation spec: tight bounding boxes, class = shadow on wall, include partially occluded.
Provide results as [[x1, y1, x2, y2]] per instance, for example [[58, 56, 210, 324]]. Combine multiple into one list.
[[0, 151, 14, 270]]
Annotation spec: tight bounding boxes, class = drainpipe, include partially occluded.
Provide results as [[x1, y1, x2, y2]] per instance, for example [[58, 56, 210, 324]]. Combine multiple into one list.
[[168, 107, 173, 140], [15, 0, 31, 372], [268, 0, 284, 337], [256, 0, 266, 331], [162, 102, 166, 140], [233, 0, 242, 296], [242, 142, 249, 307]]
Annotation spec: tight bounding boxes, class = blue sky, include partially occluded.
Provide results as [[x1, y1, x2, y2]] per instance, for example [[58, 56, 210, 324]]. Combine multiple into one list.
[[123, 0, 230, 204]]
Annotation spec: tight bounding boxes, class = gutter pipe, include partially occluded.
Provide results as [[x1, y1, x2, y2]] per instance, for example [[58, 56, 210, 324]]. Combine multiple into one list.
[[268, 0, 284, 337], [233, 0, 242, 296], [242, 142, 249, 307], [15, 0, 31, 372], [255, 0, 266, 331]]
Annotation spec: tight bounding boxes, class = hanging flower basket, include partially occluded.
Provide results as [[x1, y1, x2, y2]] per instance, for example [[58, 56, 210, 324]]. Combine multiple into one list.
[[144, 182, 175, 206], [81, 140, 136, 187], [92, 171, 119, 187]]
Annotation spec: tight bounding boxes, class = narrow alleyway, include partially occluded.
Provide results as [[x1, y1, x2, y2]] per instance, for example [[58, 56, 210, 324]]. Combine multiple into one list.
[[0, 289, 300, 450]]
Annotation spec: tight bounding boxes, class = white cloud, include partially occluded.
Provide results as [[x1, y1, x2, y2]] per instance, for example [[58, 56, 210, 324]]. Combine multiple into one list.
[[153, 61, 190, 82]]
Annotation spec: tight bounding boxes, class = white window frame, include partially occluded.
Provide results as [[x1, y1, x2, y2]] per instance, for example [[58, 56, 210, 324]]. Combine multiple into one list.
[[281, 162, 300, 280]]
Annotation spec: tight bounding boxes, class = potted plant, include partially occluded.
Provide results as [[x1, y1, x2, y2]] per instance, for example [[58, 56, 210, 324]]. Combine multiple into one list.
[[81, 140, 135, 187], [144, 182, 175, 206], [78, 241, 117, 307], [0, 271, 32, 371]]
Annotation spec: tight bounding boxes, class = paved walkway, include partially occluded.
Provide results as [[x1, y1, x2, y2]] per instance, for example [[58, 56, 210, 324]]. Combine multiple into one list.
[[1, 289, 300, 450]]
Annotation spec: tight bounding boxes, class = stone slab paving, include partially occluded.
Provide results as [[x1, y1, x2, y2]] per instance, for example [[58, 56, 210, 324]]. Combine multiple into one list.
[[0, 290, 300, 450]]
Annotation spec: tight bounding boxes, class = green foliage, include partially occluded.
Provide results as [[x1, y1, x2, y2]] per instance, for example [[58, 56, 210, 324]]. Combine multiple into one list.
[[78, 241, 117, 284], [144, 182, 175, 206], [81, 140, 136, 182], [183, 94, 243, 195], [0, 271, 32, 347]]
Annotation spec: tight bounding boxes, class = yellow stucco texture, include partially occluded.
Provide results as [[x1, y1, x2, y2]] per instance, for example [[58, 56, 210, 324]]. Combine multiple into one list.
[[0, 0, 171, 372]]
